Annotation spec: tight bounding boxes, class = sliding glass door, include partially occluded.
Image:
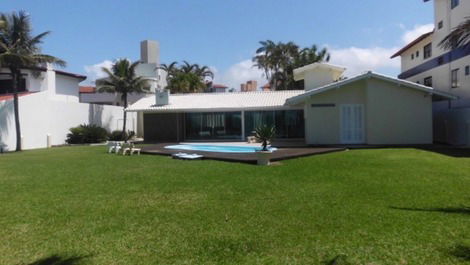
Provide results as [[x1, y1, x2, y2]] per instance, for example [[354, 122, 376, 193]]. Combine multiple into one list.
[[185, 112, 242, 140], [244, 110, 304, 139]]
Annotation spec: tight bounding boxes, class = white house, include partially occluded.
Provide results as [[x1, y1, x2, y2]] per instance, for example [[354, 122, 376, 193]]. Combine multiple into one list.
[[391, 0, 470, 145], [0, 64, 133, 151], [79, 40, 167, 106], [127, 63, 455, 145]]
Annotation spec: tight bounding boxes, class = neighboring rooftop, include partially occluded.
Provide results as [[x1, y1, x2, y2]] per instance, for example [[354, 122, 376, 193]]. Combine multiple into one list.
[[127, 90, 304, 112], [390, 31, 434, 58], [79, 86, 96, 93]]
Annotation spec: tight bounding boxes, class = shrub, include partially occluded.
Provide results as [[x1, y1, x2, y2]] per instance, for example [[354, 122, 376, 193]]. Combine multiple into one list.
[[254, 125, 275, 151], [108, 130, 136, 141], [66, 124, 108, 144]]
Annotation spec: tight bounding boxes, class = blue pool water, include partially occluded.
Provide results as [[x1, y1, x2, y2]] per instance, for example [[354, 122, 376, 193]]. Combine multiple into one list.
[[165, 144, 277, 153]]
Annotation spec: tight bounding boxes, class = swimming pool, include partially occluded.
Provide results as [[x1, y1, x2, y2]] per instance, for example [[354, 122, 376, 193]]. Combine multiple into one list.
[[164, 144, 277, 153]]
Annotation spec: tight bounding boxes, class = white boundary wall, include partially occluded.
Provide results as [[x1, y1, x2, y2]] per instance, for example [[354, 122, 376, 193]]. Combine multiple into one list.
[[0, 91, 136, 151]]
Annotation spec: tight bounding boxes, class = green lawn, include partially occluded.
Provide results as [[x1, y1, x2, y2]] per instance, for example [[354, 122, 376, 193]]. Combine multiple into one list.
[[0, 146, 469, 265]]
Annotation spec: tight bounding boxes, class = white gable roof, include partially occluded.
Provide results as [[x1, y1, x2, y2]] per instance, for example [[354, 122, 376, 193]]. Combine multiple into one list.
[[286, 71, 457, 105], [127, 90, 305, 112]]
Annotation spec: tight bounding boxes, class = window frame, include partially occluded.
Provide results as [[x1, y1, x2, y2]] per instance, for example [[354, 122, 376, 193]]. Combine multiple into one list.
[[423, 43, 432, 59], [451, 69, 459, 88], [424, 76, 433, 87], [465, 66, 470, 76]]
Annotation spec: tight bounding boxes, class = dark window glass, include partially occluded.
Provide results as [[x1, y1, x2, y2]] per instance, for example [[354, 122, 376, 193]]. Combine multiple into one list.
[[451, 69, 459, 88], [423, 43, 432, 59], [424, 76, 433, 87], [0, 76, 27, 95], [185, 112, 242, 140], [416, 51, 419, 57], [244, 110, 304, 139], [465, 66, 469, 76], [411, 54, 414, 60], [451, 0, 459, 9], [438, 21, 443, 29]]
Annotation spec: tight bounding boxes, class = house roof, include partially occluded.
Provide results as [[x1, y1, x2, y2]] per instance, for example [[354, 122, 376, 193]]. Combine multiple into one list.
[[286, 71, 457, 105], [126, 90, 305, 112], [390, 31, 434, 58], [22, 66, 87, 80], [79, 86, 96, 93], [0, 92, 35, 102]]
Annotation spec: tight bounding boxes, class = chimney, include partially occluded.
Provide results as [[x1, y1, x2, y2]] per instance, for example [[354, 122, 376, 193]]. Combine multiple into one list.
[[140, 40, 160, 64], [155, 89, 169, 106]]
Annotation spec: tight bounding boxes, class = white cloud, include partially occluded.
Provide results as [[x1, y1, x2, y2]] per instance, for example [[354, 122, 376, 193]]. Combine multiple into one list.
[[83, 60, 113, 84], [329, 47, 400, 77], [327, 23, 434, 77], [402, 24, 434, 44], [213, 59, 267, 90]]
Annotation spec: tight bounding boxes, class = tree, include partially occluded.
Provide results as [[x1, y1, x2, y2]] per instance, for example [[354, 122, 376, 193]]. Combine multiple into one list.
[[96, 59, 150, 140], [439, 17, 470, 50], [158, 61, 213, 93], [253, 40, 330, 90], [0, 11, 65, 151]]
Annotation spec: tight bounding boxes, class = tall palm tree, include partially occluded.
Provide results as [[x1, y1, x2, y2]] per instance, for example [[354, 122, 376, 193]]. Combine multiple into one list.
[[439, 17, 470, 50], [0, 11, 65, 151], [96, 59, 150, 139], [159, 61, 178, 83]]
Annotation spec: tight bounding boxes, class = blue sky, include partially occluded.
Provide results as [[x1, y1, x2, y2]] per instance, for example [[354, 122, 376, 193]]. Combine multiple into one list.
[[3, 0, 435, 88]]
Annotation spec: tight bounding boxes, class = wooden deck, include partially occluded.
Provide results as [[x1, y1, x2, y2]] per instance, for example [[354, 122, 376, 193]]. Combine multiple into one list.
[[141, 143, 345, 164]]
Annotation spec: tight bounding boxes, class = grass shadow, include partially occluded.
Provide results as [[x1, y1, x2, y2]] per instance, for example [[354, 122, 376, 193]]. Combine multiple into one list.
[[26, 255, 89, 265], [449, 244, 470, 261], [323, 254, 352, 265], [390, 206, 470, 215]]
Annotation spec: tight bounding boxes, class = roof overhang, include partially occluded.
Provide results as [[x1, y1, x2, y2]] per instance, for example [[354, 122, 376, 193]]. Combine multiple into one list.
[[391, 31, 434, 58], [286, 71, 457, 105]]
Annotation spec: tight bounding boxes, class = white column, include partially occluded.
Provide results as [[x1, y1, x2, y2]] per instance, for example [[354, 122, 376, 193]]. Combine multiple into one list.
[[241, 110, 245, 141]]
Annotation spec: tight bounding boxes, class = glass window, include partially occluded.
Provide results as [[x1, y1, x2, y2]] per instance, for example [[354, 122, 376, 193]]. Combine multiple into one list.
[[185, 112, 241, 140], [451, 69, 459, 88], [0, 74, 27, 94], [465, 66, 469, 76], [244, 110, 304, 139], [423, 43, 432, 59], [416, 51, 419, 58], [451, 0, 459, 9], [424, 76, 433, 87], [411, 54, 414, 60], [438, 21, 443, 29]]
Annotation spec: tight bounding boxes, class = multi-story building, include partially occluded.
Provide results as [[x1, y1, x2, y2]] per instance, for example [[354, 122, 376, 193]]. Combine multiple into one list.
[[391, 0, 469, 106], [392, 0, 470, 145]]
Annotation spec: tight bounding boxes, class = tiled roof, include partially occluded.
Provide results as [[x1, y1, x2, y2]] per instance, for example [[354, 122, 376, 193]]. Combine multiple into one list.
[[0, 92, 35, 102], [127, 90, 305, 112], [79, 86, 96, 93], [211, 84, 228, 89]]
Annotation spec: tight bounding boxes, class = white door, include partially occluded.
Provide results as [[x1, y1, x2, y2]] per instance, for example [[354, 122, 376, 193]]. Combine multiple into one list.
[[340, 104, 365, 144]]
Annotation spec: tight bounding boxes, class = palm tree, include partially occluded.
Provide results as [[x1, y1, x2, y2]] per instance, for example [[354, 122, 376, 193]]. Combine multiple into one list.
[[0, 11, 65, 151], [96, 59, 150, 139], [439, 17, 470, 50], [253, 40, 330, 90], [159, 61, 213, 93]]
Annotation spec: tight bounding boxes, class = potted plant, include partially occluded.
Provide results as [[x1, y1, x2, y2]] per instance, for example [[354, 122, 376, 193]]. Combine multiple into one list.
[[254, 125, 276, 166]]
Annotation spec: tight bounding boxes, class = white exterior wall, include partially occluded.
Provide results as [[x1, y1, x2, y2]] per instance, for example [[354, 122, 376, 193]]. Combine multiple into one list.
[[54, 75, 80, 102], [0, 91, 136, 151]]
